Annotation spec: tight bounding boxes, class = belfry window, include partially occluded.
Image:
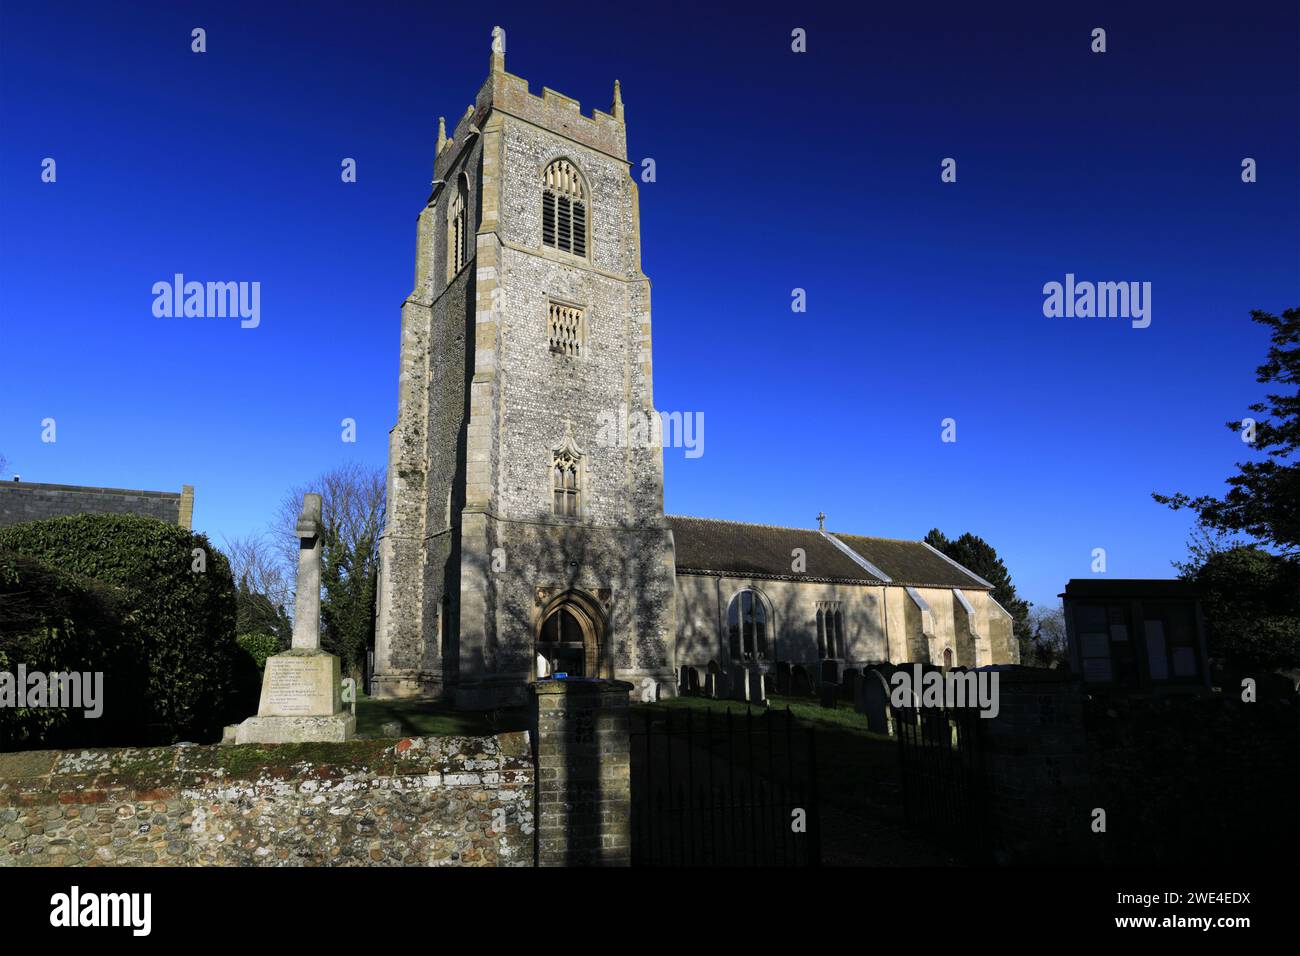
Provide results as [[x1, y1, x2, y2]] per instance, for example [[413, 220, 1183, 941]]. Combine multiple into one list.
[[727, 589, 768, 661], [449, 176, 468, 278], [542, 159, 588, 256], [552, 451, 580, 517]]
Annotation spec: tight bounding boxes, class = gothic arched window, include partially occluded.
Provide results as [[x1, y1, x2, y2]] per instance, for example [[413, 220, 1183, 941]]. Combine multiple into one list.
[[727, 589, 768, 662], [552, 450, 580, 517], [449, 175, 468, 279], [542, 159, 587, 257]]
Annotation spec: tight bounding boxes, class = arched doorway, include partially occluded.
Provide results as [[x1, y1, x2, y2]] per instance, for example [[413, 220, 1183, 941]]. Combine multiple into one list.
[[535, 590, 609, 679]]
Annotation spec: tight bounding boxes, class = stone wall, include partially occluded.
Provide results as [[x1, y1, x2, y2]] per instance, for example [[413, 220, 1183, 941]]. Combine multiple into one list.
[[978, 668, 1094, 865], [0, 734, 533, 867], [0, 481, 193, 530]]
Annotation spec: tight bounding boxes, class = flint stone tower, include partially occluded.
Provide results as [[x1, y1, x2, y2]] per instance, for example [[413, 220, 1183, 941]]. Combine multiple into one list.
[[372, 30, 677, 708]]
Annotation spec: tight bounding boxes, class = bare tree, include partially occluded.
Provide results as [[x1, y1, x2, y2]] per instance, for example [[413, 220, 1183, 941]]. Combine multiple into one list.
[[222, 532, 293, 609], [1026, 603, 1068, 668], [273, 462, 386, 574]]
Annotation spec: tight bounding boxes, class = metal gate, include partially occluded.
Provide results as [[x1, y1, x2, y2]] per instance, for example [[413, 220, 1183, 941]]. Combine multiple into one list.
[[630, 706, 820, 866], [894, 702, 989, 861]]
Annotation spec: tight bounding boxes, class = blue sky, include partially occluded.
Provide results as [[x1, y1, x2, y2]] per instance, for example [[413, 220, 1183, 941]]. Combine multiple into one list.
[[1, 1, 1296, 605]]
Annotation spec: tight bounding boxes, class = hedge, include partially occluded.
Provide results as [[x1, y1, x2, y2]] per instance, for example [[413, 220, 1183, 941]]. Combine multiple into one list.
[[0, 549, 142, 747], [236, 632, 281, 671], [0, 513, 240, 744]]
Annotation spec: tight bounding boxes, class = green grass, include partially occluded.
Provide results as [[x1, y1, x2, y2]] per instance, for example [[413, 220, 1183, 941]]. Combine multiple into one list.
[[633, 692, 901, 820], [353, 693, 529, 738]]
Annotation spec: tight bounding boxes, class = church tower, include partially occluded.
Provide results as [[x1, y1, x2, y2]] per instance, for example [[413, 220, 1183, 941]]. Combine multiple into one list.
[[372, 29, 678, 707]]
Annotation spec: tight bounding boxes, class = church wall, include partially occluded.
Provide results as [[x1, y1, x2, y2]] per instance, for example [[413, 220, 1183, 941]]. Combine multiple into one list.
[[883, 588, 911, 661], [915, 587, 957, 664], [972, 590, 1019, 664], [373, 292, 434, 695], [673, 573, 723, 667], [457, 518, 676, 708], [498, 117, 636, 276], [672, 573, 890, 671], [673, 575, 1012, 682]]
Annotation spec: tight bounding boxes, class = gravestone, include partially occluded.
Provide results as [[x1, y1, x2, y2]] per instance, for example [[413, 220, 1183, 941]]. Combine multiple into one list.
[[853, 671, 869, 713], [819, 681, 837, 709], [790, 665, 813, 697], [860, 669, 893, 735], [820, 659, 840, 686], [839, 668, 861, 703], [679, 665, 700, 696], [704, 672, 717, 699], [707, 661, 726, 699], [231, 494, 356, 744], [730, 663, 750, 702], [774, 661, 791, 695], [748, 668, 767, 706]]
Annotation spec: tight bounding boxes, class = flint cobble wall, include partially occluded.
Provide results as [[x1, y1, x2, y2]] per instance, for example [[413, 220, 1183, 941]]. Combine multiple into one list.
[[0, 733, 533, 866]]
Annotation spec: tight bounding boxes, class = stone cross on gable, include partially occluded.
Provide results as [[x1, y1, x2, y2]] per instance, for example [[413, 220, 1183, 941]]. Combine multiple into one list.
[[292, 493, 324, 651], [817, 512, 826, 531]]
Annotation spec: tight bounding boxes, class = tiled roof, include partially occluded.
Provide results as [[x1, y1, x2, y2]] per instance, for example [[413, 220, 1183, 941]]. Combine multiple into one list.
[[669, 516, 875, 582], [667, 516, 989, 589], [831, 533, 989, 589]]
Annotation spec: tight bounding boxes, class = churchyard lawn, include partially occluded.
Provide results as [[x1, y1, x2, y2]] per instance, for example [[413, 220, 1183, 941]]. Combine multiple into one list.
[[354, 693, 529, 738], [634, 693, 958, 865]]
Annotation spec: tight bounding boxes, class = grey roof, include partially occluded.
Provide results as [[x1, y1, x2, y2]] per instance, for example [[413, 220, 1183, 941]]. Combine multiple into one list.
[[667, 516, 989, 589], [832, 534, 990, 589]]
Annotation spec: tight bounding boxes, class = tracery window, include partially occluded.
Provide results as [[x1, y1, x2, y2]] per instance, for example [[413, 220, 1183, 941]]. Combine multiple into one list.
[[818, 603, 845, 658], [727, 589, 768, 661], [552, 450, 580, 517]]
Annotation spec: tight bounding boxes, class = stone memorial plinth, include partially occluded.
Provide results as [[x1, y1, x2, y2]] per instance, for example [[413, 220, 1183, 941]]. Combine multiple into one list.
[[230, 494, 355, 745]]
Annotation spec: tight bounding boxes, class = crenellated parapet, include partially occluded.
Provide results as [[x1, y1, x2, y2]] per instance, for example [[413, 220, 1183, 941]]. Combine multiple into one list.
[[432, 26, 627, 188]]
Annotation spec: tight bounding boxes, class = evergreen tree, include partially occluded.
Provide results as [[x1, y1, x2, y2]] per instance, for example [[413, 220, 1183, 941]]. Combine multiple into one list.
[[1155, 308, 1300, 553], [1155, 308, 1300, 669], [924, 528, 1032, 658]]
